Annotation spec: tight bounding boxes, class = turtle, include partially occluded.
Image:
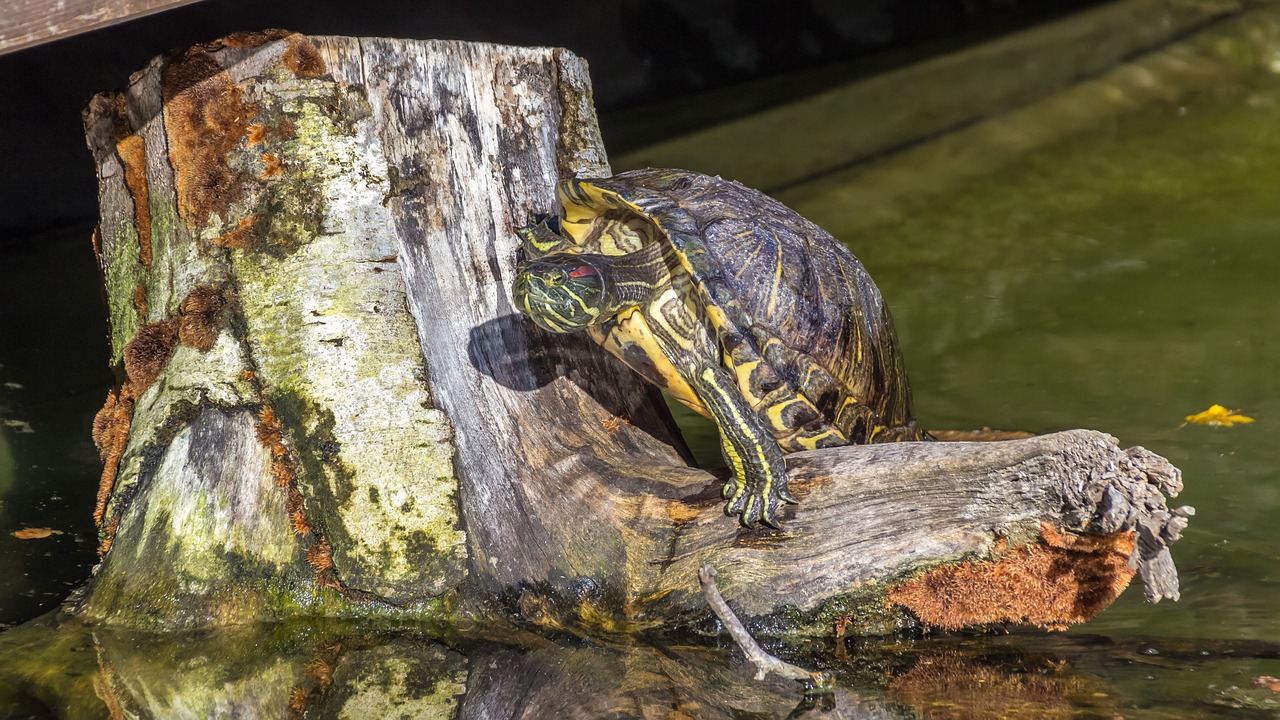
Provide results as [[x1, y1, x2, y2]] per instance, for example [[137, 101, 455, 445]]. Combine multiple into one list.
[[512, 168, 927, 527]]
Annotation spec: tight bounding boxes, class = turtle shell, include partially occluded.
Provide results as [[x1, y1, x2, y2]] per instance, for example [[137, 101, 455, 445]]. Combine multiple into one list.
[[550, 168, 922, 447]]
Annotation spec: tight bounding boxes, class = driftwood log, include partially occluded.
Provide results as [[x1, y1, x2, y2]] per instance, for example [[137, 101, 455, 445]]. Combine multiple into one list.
[[79, 31, 1190, 634]]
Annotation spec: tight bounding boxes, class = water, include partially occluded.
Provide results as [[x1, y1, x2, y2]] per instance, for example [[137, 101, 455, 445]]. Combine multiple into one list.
[[3, 27, 1280, 720], [790, 72, 1280, 644], [0, 232, 110, 629]]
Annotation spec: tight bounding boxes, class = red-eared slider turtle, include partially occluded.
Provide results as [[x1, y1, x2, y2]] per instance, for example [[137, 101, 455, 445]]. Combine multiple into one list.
[[512, 168, 927, 527]]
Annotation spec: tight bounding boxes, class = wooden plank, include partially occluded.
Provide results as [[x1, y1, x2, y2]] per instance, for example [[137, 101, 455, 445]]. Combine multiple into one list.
[[0, 0, 206, 55]]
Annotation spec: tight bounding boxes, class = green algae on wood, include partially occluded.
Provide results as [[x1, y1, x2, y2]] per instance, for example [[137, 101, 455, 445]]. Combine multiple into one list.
[[83, 32, 470, 625], [224, 64, 466, 602]]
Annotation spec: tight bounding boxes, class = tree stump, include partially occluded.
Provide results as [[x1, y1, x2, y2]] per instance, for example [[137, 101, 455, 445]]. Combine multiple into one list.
[[80, 31, 1190, 633]]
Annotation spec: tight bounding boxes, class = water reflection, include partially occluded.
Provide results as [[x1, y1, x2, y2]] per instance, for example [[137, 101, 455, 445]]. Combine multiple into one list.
[[6, 616, 1280, 719], [0, 617, 867, 719]]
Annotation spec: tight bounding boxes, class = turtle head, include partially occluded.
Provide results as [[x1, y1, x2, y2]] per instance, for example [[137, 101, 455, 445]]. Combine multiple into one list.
[[513, 255, 609, 333]]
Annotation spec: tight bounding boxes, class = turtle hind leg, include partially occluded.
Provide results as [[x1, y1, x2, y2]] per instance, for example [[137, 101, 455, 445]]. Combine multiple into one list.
[[833, 396, 879, 443], [870, 420, 934, 443], [726, 330, 850, 455], [833, 396, 931, 443]]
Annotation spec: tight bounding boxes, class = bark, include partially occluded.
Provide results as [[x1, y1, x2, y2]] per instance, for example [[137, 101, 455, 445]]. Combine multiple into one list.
[[80, 32, 1189, 633]]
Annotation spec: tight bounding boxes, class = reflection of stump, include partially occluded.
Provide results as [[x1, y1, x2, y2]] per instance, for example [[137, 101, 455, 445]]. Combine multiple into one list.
[[80, 31, 1190, 633]]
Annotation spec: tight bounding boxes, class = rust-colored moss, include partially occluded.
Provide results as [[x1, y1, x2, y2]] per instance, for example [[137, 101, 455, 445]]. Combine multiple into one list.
[[211, 214, 261, 250], [98, 517, 121, 558], [247, 119, 295, 147], [306, 538, 342, 590], [261, 152, 283, 178], [90, 225, 103, 260], [288, 687, 310, 718], [179, 283, 223, 315], [255, 404, 312, 537], [90, 671, 127, 720], [131, 281, 148, 317], [95, 317, 182, 548], [162, 47, 259, 235], [270, 447, 297, 490], [247, 124, 268, 146], [888, 651, 1104, 720], [887, 524, 1137, 631], [256, 406, 292, 485], [115, 132, 152, 267], [281, 34, 327, 79], [177, 284, 225, 351], [161, 30, 317, 239], [255, 402, 352, 590], [206, 28, 293, 50], [305, 653, 336, 693], [286, 642, 340, 720], [92, 389, 135, 527], [287, 492, 311, 537], [122, 320, 178, 393]]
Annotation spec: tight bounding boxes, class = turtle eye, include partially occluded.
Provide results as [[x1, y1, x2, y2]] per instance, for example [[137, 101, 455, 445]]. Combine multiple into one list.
[[544, 269, 568, 287]]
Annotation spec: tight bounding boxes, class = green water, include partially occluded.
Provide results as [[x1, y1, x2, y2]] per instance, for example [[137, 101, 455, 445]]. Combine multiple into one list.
[[4, 31, 1280, 720], [795, 71, 1280, 644]]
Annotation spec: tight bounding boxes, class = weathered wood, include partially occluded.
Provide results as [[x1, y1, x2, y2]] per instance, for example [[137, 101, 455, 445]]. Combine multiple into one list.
[[81, 32, 1188, 634], [351, 36, 698, 597], [0, 0, 205, 55], [80, 31, 489, 625]]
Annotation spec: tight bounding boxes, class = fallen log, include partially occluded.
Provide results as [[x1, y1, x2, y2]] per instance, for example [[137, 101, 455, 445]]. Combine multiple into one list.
[[78, 31, 1189, 633]]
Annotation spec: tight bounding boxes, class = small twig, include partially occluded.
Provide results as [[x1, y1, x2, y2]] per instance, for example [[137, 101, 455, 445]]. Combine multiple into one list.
[[699, 564, 833, 692]]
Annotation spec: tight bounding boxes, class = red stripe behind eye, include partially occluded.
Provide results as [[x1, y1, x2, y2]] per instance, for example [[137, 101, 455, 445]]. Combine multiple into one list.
[[568, 266, 599, 278]]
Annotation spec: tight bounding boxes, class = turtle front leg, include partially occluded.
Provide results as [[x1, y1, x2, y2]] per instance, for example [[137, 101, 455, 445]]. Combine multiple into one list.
[[516, 214, 570, 256], [687, 363, 795, 527]]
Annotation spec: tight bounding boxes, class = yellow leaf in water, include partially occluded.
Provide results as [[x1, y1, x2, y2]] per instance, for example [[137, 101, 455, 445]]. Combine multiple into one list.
[[1185, 404, 1255, 427], [12, 527, 65, 539]]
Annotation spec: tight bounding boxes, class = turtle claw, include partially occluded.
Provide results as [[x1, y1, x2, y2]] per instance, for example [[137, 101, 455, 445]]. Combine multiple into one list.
[[724, 476, 791, 528], [740, 495, 763, 527], [721, 479, 739, 501]]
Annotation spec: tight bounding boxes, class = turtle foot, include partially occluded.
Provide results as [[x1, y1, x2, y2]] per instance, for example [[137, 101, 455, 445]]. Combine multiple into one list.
[[723, 474, 796, 528]]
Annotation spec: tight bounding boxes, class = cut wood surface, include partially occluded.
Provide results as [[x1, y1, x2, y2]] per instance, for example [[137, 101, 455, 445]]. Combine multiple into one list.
[[80, 31, 1189, 633]]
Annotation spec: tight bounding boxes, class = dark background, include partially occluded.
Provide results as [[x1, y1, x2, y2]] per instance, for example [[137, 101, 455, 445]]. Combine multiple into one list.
[[0, 0, 1106, 239]]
